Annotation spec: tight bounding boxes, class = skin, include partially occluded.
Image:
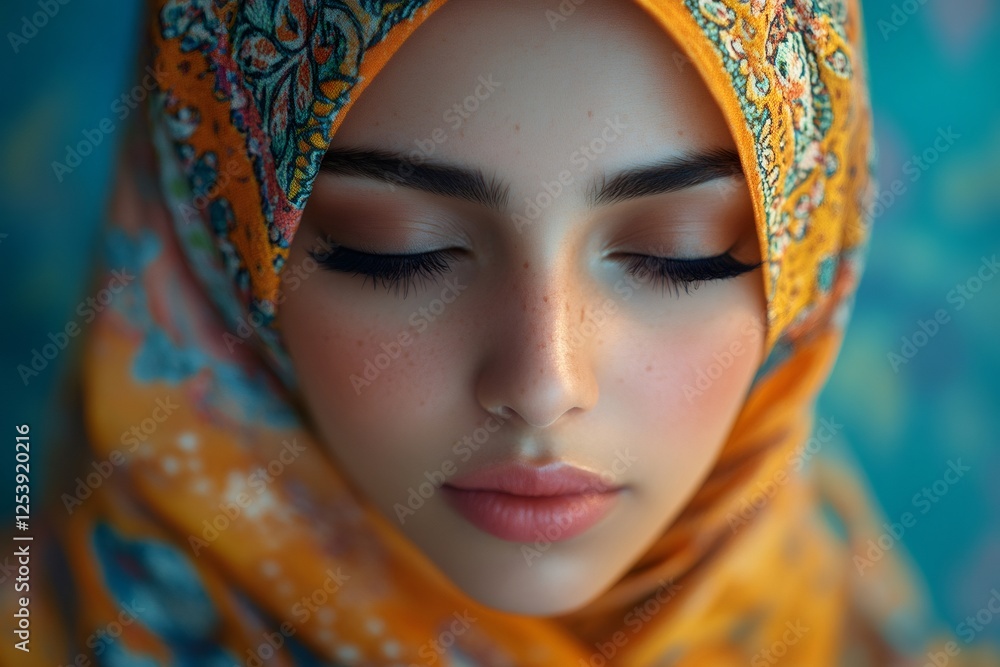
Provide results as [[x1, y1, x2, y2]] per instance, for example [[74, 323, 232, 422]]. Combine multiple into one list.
[[277, 0, 767, 616]]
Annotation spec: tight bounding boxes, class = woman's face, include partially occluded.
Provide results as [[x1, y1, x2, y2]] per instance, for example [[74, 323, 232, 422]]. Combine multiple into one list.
[[277, 0, 766, 615]]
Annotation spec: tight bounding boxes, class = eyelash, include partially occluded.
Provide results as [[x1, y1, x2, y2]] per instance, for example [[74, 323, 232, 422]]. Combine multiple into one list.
[[615, 252, 762, 296], [309, 243, 761, 298], [310, 243, 460, 298]]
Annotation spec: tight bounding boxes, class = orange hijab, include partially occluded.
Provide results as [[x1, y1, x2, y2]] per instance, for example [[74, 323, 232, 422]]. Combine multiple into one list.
[[17, 1, 992, 665]]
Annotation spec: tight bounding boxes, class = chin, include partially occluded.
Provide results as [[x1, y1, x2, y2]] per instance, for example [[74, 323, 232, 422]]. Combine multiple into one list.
[[409, 525, 624, 616], [391, 494, 650, 617], [452, 569, 611, 617]]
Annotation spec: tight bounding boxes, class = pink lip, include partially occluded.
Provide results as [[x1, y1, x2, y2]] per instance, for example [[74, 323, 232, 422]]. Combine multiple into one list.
[[441, 461, 622, 542]]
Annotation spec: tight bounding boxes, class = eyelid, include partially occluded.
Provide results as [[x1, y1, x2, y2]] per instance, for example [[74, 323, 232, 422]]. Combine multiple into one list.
[[603, 245, 729, 262], [327, 246, 448, 259], [324, 242, 453, 258], [612, 231, 755, 258], [306, 201, 477, 252], [308, 236, 460, 258], [308, 242, 459, 298], [614, 251, 761, 293]]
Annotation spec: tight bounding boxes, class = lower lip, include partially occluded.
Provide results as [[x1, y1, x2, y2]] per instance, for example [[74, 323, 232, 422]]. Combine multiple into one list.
[[441, 486, 620, 542]]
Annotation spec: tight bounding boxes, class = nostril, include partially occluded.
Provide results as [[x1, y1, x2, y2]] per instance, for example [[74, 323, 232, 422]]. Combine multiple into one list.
[[485, 405, 516, 422]]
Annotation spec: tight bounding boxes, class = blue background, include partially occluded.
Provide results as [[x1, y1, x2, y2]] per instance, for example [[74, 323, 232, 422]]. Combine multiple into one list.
[[1, 0, 997, 648]]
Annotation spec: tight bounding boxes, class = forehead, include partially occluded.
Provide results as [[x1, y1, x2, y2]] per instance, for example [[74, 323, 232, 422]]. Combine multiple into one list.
[[329, 0, 737, 179]]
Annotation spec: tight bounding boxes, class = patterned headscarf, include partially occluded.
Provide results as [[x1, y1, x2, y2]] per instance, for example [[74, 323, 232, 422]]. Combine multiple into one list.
[[16, 1, 994, 665]]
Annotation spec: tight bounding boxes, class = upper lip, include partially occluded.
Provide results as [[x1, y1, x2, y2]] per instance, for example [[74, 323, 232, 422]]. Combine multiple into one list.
[[443, 460, 619, 497]]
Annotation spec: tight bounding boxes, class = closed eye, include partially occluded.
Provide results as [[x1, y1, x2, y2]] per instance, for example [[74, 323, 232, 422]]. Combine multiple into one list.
[[310, 243, 461, 298], [611, 251, 761, 296], [310, 243, 760, 298]]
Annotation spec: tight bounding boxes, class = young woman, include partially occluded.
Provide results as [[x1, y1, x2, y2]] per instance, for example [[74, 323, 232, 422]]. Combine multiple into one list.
[[15, 0, 995, 665]]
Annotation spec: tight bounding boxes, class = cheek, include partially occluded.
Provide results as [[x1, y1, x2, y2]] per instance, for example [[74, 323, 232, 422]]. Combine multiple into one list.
[[676, 316, 763, 419], [279, 280, 463, 462], [612, 294, 764, 482]]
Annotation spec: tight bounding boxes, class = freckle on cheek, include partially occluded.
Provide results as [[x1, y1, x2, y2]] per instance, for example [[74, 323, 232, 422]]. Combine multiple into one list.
[[310, 324, 442, 411]]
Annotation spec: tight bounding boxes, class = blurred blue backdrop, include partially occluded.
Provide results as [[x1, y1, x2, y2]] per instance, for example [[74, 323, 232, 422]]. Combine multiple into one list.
[[817, 0, 1000, 644], [1, 0, 997, 647]]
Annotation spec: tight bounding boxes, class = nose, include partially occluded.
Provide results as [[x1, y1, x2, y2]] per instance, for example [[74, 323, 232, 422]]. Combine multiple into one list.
[[474, 259, 601, 429]]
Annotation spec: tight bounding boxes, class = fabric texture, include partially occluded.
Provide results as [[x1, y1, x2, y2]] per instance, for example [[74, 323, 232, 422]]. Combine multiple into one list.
[[15, 0, 998, 665]]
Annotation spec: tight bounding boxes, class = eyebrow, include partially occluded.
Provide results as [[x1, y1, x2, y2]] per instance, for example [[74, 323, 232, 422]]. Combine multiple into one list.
[[587, 147, 744, 207], [320, 147, 510, 212], [319, 146, 743, 213]]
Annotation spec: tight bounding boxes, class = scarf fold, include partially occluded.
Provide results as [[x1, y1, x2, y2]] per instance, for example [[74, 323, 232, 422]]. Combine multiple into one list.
[[16, 0, 994, 665]]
